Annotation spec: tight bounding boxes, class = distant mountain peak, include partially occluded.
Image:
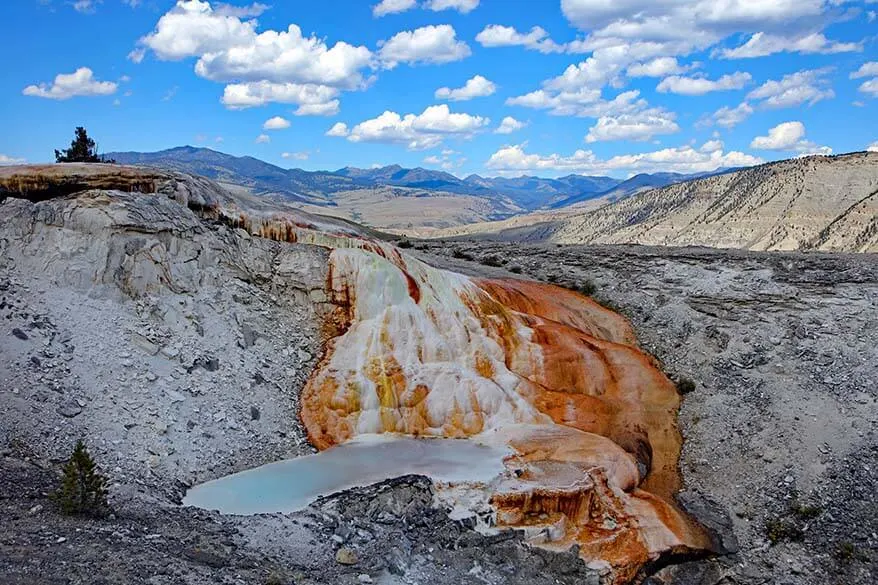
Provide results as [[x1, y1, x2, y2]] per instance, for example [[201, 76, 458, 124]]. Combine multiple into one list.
[[106, 145, 741, 214]]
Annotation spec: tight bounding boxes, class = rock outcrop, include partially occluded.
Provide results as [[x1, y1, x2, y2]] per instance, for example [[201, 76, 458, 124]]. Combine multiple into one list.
[[0, 164, 719, 583]]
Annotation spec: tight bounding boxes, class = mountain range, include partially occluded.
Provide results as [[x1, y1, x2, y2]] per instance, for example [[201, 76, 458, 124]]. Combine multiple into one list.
[[430, 151, 878, 253], [107, 146, 715, 213]]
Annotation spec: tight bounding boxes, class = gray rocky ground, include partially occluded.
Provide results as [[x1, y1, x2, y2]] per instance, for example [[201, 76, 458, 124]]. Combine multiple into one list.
[[411, 240, 878, 585], [1, 169, 876, 585]]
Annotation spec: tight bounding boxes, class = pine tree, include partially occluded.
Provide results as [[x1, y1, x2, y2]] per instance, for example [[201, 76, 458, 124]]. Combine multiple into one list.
[[54, 439, 109, 517], [54, 127, 113, 163]]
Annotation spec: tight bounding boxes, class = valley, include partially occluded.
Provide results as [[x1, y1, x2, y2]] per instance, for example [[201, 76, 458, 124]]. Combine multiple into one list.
[[107, 147, 705, 232], [106, 147, 878, 253]]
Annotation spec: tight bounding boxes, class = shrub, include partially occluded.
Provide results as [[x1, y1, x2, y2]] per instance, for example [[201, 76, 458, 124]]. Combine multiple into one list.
[[790, 500, 822, 520], [765, 518, 804, 544], [480, 255, 503, 267], [54, 439, 109, 517], [265, 570, 288, 585], [508, 265, 523, 274], [676, 377, 697, 395], [397, 239, 414, 249], [834, 542, 861, 562], [575, 280, 597, 296], [452, 249, 474, 261]]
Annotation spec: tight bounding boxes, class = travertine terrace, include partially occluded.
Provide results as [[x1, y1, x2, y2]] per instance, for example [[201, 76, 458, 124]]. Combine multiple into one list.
[[302, 247, 715, 579]]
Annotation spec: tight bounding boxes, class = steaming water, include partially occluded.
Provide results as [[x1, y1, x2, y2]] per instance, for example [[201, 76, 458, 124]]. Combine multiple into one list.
[[182, 435, 507, 515]]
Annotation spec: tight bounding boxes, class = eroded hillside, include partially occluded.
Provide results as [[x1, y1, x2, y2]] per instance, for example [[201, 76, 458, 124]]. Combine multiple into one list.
[[1, 164, 728, 585], [1, 164, 874, 585], [427, 152, 878, 253]]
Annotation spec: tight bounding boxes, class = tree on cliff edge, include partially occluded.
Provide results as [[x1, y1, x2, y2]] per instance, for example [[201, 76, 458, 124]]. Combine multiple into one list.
[[54, 127, 114, 163]]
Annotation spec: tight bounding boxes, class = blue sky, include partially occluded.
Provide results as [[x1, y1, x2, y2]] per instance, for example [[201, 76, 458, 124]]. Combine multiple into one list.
[[1, 0, 877, 178]]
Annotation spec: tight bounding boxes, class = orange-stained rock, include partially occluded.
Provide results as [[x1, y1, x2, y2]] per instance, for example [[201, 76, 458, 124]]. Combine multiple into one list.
[[181, 203, 713, 583], [476, 278, 637, 346]]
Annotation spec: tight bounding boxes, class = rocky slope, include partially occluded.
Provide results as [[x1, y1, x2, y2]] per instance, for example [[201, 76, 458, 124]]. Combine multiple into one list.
[[2, 164, 875, 585], [1, 163, 729, 585], [428, 152, 878, 253], [413, 239, 877, 585]]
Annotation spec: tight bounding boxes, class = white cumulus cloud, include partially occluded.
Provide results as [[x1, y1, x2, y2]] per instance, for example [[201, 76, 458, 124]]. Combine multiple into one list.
[[474, 25, 564, 54], [263, 116, 291, 130], [700, 139, 724, 153], [372, 0, 416, 17], [495, 117, 527, 134], [424, 0, 479, 13], [128, 48, 146, 63], [435, 75, 496, 101], [750, 121, 830, 154], [509, 0, 860, 110], [750, 121, 806, 149], [295, 101, 341, 116], [326, 122, 349, 137], [378, 24, 471, 68], [220, 81, 340, 112], [335, 104, 488, 150], [585, 110, 680, 142], [72, 0, 101, 14], [627, 57, 688, 78], [851, 62, 878, 97], [0, 154, 27, 166], [710, 102, 754, 128], [374, 0, 477, 17], [561, 0, 835, 45], [747, 68, 835, 108], [255, 134, 270, 144], [656, 72, 752, 95], [486, 142, 763, 177], [136, 1, 372, 110], [851, 62, 878, 79], [857, 79, 878, 96], [720, 32, 861, 59], [23, 67, 117, 100]]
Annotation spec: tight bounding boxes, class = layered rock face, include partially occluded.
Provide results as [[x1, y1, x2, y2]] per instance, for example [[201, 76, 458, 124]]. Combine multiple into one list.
[[1, 165, 714, 583]]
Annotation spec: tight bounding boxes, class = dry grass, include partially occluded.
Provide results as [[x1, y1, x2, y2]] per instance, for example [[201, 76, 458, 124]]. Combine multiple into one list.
[[0, 164, 159, 200]]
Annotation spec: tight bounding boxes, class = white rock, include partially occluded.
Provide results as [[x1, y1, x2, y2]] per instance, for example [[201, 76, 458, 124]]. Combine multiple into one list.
[[166, 390, 186, 403]]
